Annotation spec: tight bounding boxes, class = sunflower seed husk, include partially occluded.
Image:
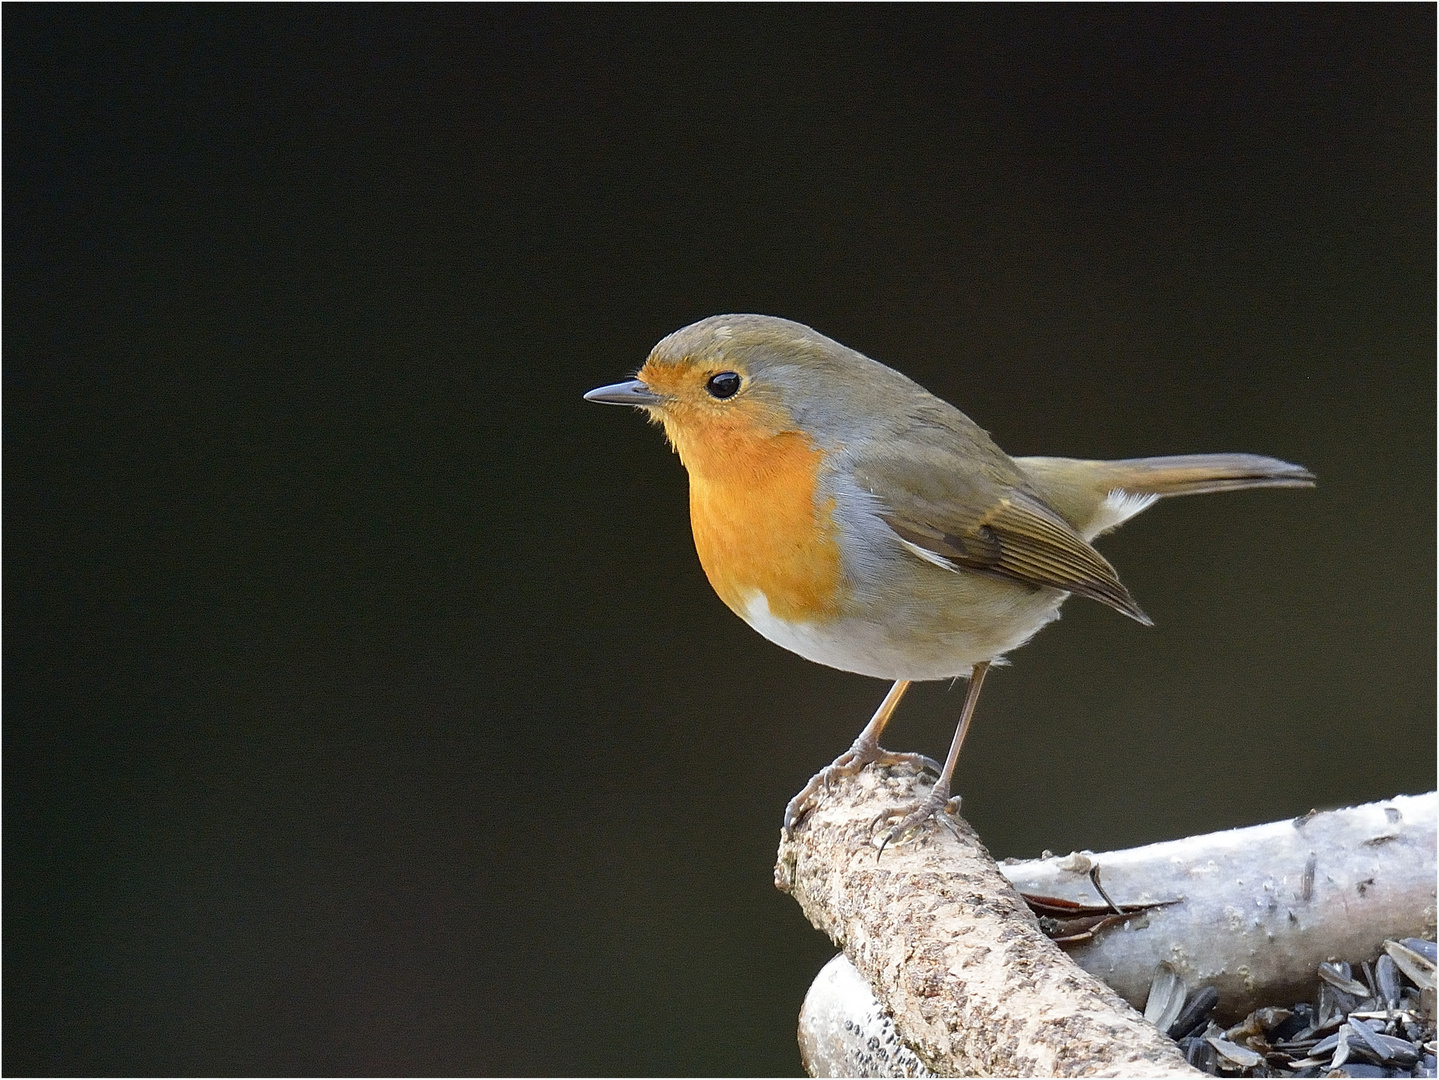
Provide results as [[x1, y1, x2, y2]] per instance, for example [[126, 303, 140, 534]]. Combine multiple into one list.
[[1373, 1032, 1421, 1065], [1269, 1003, 1313, 1044], [1144, 961, 1186, 1034], [1346, 1016, 1392, 1061], [1403, 939, 1439, 964], [1206, 1032, 1264, 1069], [1154, 941, 1434, 1077], [1169, 985, 1220, 1041], [1310, 1012, 1348, 1038], [1375, 1035, 1421, 1069], [1182, 1035, 1215, 1072], [1375, 954, 1404, 1011], [1327, 1063, 1384, 1078], [1387, 939, 1438, 991], [1319, 982, 1353, 1026], [1321, 961, 1374, 998], [1349, 1009, 1419, 1027], [1330, 1024, 1351, 1070], [1311, 1031, 1345, 1056], [1253, 1006, 1292, 1032]]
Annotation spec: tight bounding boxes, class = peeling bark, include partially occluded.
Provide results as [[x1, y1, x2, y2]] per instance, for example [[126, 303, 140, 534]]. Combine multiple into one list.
[[999, 790, 1437, 1019], [799, 954, 934, 1078]]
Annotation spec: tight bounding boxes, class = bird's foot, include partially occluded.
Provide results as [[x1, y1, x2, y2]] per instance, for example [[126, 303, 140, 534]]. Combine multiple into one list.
[[876, 779, 963, 857], [783, 740, 940, 835]]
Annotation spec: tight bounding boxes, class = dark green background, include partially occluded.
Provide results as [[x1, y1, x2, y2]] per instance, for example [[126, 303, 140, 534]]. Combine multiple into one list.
[[7, 5, 1434, 1075]]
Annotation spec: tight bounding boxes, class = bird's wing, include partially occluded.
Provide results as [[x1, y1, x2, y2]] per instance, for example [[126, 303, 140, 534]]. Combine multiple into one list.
[[851, 428, 1151, 625]]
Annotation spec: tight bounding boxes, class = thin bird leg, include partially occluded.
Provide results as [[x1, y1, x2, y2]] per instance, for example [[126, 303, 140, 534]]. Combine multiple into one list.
[[783, 680, 939, 834], [881, 661, 990, 850], [847, 679, 915, 761]]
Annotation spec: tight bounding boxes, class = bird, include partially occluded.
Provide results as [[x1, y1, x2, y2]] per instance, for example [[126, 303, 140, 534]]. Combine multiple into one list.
[[585, 314, 1314, 843]]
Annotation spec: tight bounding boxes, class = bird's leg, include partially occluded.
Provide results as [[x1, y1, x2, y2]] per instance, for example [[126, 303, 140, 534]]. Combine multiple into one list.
[[827, 679, 930, 774], [784, 680, 938, 833], [880, 661, 990, 852]]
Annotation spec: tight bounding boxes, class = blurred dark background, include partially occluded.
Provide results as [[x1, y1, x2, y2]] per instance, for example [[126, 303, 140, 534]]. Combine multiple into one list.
[[6, 5, 1434, 1075]]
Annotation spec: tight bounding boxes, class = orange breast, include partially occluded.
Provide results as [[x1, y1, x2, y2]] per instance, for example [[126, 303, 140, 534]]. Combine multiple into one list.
[[664, 414, 843, 623]]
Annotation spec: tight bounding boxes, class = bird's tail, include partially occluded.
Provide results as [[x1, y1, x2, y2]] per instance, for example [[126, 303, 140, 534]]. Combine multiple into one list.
[[1079, 453, 1316, 497], [1014, 453, 1314, 541]]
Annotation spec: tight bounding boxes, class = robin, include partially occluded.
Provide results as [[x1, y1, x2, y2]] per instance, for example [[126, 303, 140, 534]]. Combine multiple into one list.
[[585, 314, 1313, 842]]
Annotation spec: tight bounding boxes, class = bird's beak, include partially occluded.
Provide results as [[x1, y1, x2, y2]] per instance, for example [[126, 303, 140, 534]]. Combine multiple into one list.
[[583, 379, 663, 407]]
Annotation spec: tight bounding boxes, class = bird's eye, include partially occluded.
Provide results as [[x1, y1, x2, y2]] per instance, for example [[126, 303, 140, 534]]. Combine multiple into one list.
[[706, 371, 742, 399]]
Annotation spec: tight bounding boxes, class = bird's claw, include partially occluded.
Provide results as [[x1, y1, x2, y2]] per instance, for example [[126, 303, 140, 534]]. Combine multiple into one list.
[[881, 750, 943, 777], [876, 785, 962, 858], [783, 742, 940, 835]]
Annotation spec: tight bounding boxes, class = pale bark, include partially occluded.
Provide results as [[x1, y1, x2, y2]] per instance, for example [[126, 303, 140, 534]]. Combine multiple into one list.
[[776, 766, 1201, 1077], [799, 953, 934, 1078], [793, 791, 1436, 1077], [999, 790, 1437, 1018]]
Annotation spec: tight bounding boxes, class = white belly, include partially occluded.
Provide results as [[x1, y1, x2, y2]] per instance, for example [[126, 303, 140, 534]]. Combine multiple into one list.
[[739, 588, 1065, 682]]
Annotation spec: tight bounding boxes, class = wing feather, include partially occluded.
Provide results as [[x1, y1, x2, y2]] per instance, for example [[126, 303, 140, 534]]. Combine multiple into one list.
[[851, 426, 1151, 624]]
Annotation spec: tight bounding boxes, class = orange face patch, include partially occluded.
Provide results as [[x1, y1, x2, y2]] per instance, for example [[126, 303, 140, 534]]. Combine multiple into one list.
[[637, 356, 843, 624]]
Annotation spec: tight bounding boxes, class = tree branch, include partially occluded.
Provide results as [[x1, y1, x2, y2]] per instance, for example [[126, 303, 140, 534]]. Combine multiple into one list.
[[776, 766, 1201, 1077], [999, 790, 1437, 1018], [785, 783, 1436, 1077]]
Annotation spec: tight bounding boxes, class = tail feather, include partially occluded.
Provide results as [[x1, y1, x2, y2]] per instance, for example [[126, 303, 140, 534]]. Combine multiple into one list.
[[1093, 453, 1315, 497], [1014, 453, 1314, 541]]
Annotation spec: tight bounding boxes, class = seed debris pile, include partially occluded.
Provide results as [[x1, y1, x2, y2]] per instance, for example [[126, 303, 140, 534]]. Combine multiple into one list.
[[1146, 939, 1436, 1078]]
